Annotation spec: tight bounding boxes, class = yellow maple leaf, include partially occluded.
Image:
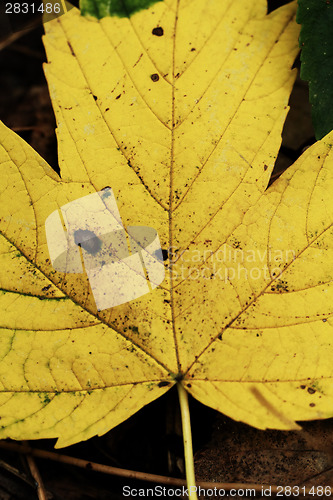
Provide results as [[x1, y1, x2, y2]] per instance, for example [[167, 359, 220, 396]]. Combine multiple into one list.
[[1, 0, 332, 487]]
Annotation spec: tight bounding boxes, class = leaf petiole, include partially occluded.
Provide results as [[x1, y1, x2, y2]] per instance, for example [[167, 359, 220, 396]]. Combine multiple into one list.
[[177, 382, 198, 500]]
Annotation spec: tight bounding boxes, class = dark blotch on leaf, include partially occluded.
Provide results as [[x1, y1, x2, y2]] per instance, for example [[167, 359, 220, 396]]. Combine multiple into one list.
[[151, 73, 160, 82], [152, 26, 164, 36], [161, 249, 169, 261], [158, 381, 170, 388], [74, 229, 102, 255], [43, 394, 51, 404]]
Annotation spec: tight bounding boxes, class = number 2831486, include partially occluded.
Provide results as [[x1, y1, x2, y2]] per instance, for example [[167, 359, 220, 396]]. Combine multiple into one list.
[[5, 3, 61, 14]]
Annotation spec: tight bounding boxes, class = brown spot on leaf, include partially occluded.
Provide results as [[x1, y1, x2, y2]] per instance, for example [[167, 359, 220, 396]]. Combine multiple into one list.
[[67, 41, 74, 56], [151, 73, 160, 82], [161, 249, 169, 261], [152, 26, 164, 36], [158, 381, 170, 388]]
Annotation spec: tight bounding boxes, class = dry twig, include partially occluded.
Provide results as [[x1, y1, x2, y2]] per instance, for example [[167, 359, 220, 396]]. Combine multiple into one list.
[[22, 441, 48, 500], [0, 440, 319, 495]]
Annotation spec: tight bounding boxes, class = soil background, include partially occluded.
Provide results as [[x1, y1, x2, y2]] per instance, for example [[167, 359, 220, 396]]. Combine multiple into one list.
[[0, 0, 332, 498]]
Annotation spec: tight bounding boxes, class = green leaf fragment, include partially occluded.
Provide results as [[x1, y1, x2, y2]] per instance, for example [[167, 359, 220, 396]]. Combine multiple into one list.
[[297, 0, 333, 140], [80, 0, 163, 18]]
